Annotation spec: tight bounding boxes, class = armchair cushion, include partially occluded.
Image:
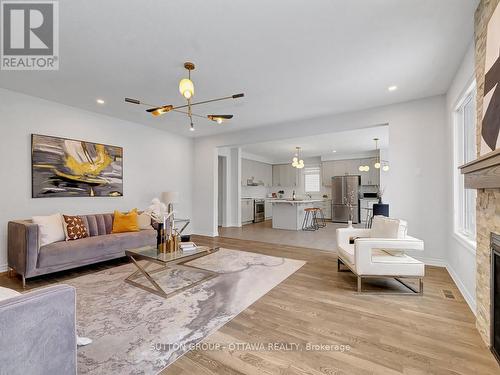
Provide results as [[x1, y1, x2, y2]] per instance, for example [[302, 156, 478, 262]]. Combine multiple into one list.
[[370, 216, 407, 239]]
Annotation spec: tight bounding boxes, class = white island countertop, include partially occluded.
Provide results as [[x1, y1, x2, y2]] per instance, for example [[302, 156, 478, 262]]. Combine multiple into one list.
[[267, 199, 326, 204]]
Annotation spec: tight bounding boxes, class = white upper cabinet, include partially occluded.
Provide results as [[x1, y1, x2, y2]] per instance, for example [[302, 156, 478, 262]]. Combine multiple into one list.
[[242, 159, 272, 186], [272, 164, 297, 187], [322, 157, 379, 186]]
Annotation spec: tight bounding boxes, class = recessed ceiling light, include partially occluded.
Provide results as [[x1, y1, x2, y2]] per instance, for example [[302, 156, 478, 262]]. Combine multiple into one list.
[[332, 150, 337, 153], [96, 99, 105, 104], [388, 85, 398, 92]]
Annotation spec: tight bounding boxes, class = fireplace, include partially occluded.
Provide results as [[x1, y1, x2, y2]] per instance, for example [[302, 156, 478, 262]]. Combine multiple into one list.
[[491, 233, 500, 363]]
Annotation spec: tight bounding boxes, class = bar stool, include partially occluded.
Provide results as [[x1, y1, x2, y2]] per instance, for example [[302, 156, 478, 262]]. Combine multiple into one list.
[[315, 207, 327, 228], [302, 207, 319, 231]]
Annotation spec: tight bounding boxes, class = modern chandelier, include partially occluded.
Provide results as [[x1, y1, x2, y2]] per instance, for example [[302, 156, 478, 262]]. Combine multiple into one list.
[[292, 147, 304, 169], [125, 62, 244, 131], [358, 138, 389, 172]]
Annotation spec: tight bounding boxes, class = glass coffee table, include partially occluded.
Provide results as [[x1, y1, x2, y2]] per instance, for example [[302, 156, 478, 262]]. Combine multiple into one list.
[[124, 245, 219, 299]]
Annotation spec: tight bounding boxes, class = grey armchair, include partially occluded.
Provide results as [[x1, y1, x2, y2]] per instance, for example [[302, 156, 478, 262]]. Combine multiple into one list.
[[0, 285, 77, 375]]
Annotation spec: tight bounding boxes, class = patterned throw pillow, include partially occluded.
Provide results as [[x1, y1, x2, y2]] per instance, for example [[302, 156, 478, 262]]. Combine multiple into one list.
[[63, 215, 88, 241]]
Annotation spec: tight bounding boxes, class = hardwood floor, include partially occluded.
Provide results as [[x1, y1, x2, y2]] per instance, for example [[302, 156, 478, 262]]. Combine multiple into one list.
[[218, 219, 353, 252], [1, 236, 498, 374], [163, 236, 499, 375]]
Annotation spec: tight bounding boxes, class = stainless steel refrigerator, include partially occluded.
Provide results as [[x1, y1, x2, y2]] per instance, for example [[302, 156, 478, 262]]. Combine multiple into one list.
[[331, 175, 360, 223]]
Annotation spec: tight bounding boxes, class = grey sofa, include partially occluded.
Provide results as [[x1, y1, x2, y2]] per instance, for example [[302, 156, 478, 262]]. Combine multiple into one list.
[[8, 213, 156, 286], [0, 285, 77, 375]]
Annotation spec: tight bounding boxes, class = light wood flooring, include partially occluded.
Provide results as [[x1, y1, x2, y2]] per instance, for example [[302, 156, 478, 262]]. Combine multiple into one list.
[[1, 236, 498, 374], [218, 219, 352, 252]]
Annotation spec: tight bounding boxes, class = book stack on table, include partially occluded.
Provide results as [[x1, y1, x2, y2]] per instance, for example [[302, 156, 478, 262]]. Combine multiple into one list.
[[180, 242, 197, 252]]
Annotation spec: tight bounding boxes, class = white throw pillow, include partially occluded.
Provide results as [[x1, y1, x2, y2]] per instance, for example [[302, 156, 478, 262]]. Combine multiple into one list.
[[370, 216, 401, 239], [32, 213, 65, 247], [0, 286, 21, 301], [137, 212, 153, 230]]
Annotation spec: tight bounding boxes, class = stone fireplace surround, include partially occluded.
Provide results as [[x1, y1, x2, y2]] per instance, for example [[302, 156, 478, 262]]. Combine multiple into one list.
[[459, 0, 500, 348]]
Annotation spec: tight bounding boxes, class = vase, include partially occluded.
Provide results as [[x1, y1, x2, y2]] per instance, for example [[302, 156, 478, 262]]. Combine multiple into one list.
[[347, 220, 353, 228]]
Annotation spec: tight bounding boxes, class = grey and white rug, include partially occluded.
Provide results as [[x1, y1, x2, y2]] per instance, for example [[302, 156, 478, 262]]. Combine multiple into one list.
[[66, 248, 305, 374]]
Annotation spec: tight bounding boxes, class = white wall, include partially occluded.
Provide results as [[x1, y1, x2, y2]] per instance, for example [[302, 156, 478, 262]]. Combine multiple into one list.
[[0, 88, 193, 271], [445, 42, 477, 313], [192, 95, 449, 263]]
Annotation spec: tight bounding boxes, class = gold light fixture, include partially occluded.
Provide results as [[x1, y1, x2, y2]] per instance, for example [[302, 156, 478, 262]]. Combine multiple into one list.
[[124, 61, 244, 131], [373, 138, 381, 169], [359, 138, 390, 172], [179, 62, 195, 99], [292, 147, 304, 169]]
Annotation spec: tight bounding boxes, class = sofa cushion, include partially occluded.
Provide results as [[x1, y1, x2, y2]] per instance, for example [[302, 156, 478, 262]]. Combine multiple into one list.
[[38, 229, 156, 268], [63, 215, 89, 241], [112, 209, 139, 233], [0, 286, 21, 301], [32, 213, 65, 247]]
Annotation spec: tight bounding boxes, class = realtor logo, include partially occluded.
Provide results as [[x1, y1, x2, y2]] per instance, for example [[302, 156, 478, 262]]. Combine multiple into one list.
[[1, 0, 58, 70]]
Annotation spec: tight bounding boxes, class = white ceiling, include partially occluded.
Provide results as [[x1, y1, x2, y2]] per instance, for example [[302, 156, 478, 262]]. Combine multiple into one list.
[[242, 125, 389, 163], [0, 0, 477, 137]]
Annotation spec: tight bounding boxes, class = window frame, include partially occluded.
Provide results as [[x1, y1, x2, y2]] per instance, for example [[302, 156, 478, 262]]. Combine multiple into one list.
[[452, 80, 477, 251], [304, 166, 321, 193]]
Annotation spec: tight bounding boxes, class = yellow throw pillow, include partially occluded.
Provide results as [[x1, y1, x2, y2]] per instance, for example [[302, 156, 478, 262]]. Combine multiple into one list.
[[112, 209, 139, 233]]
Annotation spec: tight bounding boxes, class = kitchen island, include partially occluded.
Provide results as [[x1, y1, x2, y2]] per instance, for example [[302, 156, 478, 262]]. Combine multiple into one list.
[[270, 199, 325, 230]]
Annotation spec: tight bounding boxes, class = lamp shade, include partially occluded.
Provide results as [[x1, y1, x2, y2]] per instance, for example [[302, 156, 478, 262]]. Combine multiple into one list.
[[161, 191, 179, 205]]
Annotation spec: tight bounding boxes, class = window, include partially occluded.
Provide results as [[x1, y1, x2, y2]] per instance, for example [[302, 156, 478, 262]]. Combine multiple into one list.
[[454, 82, 477, 243], [304, 166, 321, 192]]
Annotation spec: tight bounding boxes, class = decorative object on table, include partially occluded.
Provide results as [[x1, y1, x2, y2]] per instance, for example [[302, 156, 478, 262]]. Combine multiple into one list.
[[181, 235, 191, 242], [180, 242, 197, 252], [143, 198, 170, 251], [124, 61, 244, 131], [277, 190, 284, 199], [144, 198, 167, 223], [480, 2, 500, 155], [344, 189, 356, 228], [161, 191, 179, 215], [291, 147, 305, 169], [377, 186, 385, 204], [31, 134, 123, 198]]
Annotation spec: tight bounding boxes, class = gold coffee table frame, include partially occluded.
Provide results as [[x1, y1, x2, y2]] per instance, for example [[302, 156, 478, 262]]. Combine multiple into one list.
[[125, 246, 219, 299]]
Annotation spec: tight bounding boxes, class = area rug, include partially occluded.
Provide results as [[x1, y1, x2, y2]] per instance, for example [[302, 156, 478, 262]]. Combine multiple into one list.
[[66, 248, 305, 374]]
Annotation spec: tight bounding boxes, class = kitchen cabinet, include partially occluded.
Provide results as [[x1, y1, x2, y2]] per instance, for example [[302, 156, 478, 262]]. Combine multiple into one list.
[[322, 159, 363, 187], [242, 159, 272, 186], [241, 199, 254, 223], [272, 164, 297, 187], [359, 158, 380, 186], [265, 200, 273, 219]]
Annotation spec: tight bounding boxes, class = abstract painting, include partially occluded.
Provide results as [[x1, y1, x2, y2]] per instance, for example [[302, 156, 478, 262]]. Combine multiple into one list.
[[32, 134, 123, 198], [481, 2, 500, 155]]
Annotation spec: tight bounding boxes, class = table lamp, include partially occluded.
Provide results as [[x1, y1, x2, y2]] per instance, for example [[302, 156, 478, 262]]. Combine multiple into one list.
[[161, 191, 179, 214]]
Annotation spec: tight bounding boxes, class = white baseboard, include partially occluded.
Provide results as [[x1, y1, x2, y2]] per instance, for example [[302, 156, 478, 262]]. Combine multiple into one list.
[[413, 256, 447, 268], [446, 263, 476, 316], [192, 230, 218, 237], [0, 264, 8, 273], [404, 256, 476, 316]]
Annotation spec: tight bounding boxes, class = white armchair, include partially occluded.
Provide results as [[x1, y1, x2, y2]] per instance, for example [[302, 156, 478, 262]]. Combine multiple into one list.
[[336, 216, 424, 294]]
